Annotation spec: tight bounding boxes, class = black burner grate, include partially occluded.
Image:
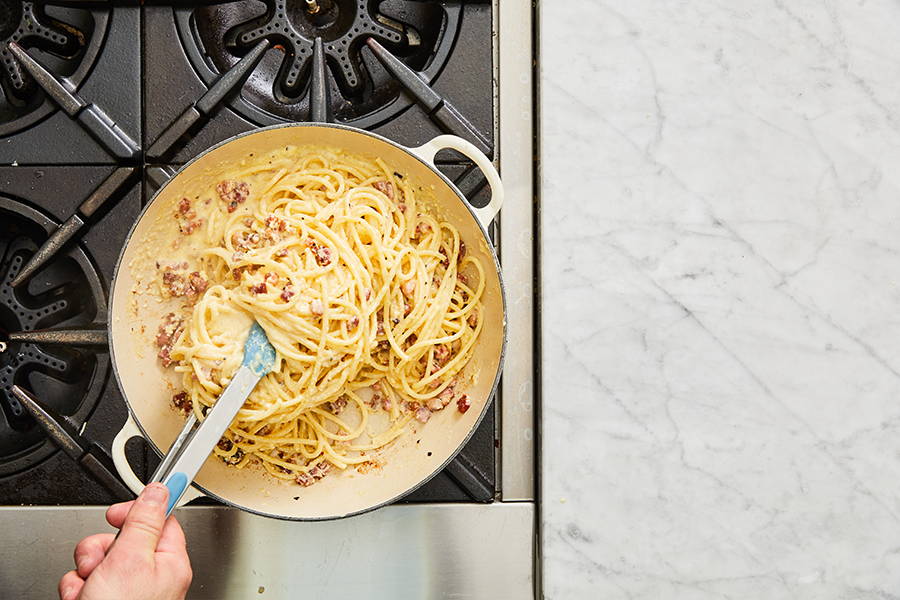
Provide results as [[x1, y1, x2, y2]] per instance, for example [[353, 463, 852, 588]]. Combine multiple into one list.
[[0, 1, 71, 97], [0, 198, 107, 476], [233, 0, 403, 93], [0, 2, 107, 136], [179, 0, 459, 127]]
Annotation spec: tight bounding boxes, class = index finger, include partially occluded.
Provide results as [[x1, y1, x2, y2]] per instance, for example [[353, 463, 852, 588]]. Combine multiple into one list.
[[73, 533, 115, 578], [106, 500, 134, 529]]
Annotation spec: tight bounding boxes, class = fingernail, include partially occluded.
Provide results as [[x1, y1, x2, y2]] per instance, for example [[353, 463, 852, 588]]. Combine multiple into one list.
[[140, 482, 168, 506], [62, 587, 73, 600]]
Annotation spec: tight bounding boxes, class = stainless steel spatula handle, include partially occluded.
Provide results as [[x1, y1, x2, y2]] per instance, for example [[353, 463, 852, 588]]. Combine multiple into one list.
[[156, 322, 275, 516], [159, 366, 262, 515]]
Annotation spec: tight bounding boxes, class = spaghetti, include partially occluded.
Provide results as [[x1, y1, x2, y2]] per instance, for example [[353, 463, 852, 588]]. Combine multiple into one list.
[[153, 146, 483, 486]]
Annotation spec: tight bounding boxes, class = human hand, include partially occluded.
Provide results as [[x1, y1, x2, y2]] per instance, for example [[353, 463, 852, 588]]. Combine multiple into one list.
[[58, 482, 193, 600]]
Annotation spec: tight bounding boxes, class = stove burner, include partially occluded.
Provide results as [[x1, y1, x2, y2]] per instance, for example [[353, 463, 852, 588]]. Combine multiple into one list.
[[233, 0, 402, 94], [0, 3, 108, 136], [0, 1, 73, 99], [178, 0, 460, 127], [0, 198, 107, 477]]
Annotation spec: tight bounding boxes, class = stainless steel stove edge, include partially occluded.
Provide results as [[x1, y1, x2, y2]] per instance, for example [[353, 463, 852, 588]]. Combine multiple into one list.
[[0, 502, 535, 599], [497, 0, 536, 504]]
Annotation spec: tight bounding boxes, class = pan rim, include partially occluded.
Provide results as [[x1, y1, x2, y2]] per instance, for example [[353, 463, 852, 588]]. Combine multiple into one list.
[[108, 122, 508, 520]]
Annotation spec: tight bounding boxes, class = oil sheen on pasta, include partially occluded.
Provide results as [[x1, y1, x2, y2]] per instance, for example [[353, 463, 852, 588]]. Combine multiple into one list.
[[153, 145, 483, 487]]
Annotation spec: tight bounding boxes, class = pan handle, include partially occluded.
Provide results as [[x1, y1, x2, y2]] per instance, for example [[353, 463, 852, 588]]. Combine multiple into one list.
[[111, 414, 204, 506], [409, 135, 504, 230]]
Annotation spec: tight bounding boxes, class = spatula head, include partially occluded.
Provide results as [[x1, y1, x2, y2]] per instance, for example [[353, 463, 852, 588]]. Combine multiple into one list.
[[242, 322, 276, 377]]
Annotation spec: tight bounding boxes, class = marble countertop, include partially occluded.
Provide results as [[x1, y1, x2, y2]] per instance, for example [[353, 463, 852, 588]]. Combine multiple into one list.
[[540, 1, 900, 598]]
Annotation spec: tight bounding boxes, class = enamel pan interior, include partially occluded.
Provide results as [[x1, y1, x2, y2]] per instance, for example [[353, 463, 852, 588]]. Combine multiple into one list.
[[109, 124, 506, 520]]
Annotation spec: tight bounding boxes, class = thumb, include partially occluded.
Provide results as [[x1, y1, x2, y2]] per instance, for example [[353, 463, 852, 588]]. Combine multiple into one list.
[[113, 483, 169, 557]]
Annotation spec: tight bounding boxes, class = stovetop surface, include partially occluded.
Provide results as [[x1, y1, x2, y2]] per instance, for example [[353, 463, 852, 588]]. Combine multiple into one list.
[[0, 0, 499, 506]]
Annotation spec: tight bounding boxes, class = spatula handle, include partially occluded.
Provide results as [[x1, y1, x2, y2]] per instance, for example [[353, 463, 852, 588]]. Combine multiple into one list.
[[158, 365, 262, 516]]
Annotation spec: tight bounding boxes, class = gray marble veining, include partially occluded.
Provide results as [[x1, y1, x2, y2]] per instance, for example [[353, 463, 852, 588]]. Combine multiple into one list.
[[540, 1, 900, 598]]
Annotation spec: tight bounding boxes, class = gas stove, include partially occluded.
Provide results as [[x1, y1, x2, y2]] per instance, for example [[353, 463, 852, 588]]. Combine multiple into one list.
[[0, 1, 535, 597]]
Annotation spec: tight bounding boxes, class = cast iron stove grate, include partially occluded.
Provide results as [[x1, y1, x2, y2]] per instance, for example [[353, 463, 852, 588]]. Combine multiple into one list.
[[0, 1, 107, 136], [0, 197, 107, 477], [179, 0, 462, 129]]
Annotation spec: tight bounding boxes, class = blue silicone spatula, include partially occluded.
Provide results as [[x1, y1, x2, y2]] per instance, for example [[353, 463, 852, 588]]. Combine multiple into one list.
[[156, 322, 275, 516]]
